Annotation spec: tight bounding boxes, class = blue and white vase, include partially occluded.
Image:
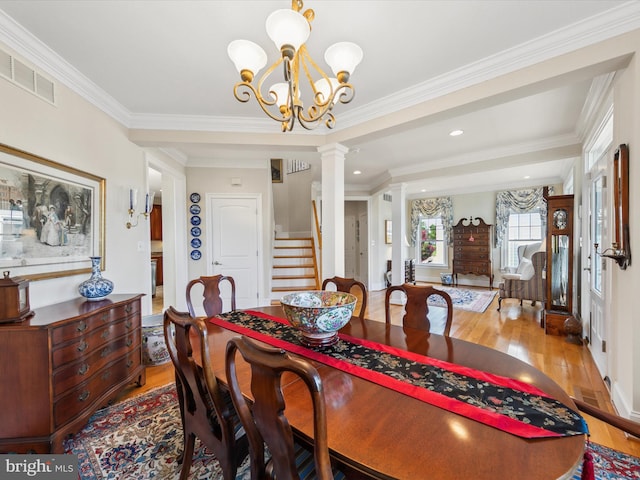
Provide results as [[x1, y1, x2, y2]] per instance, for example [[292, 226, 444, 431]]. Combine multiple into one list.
[[78, 256, 114, 301]]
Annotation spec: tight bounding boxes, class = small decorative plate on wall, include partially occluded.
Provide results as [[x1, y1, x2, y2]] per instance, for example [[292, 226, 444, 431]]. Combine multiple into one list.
[[190, 250, 202, 260], [190, 226, 201, 237], [189, 204, 201, 215], [190, 192, 201, 203], [190, 215, 201, 226], [190, 238, 202, 249]]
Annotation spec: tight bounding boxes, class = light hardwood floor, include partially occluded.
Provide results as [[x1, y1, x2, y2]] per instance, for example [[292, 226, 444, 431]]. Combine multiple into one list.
[[123, 284, 640, 458]]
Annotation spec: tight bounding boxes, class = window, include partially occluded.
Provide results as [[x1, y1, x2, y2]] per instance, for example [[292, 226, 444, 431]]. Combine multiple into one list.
[[505, 211, 543, 268], [416, 216, 447, 266]]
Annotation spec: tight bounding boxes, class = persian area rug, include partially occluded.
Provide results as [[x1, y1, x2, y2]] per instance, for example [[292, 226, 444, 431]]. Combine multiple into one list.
[[428, 286, 497, 313], [64, 383, 639, 480], [63, 384, 250, 480]]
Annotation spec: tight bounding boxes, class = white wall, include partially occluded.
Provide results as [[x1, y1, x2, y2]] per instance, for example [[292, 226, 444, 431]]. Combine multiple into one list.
[[272, 165, 315, 237], [0, 51, 163, 314], [186, 165, 273, 303], [610, 51, 640, 421]]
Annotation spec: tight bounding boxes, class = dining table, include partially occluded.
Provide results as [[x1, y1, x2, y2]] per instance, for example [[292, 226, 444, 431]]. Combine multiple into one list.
[[204, 305, 586, 480]]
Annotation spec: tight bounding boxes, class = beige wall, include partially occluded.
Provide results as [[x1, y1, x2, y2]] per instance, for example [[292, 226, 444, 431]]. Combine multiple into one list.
[[610, 51, 640, 419], [186, 165, 273, 303], [0, 52, 158, 314], [272, 164, 316, 237]]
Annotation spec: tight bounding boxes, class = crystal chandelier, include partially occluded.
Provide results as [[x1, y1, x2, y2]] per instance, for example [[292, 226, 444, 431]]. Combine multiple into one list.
[[227, 0, 363, 132]]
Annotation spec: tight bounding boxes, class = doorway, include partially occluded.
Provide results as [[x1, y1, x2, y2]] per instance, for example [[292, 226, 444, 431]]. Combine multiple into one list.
[[582, 113, 612, 378], [345, 200, 369, 286], [208, 194, 262, 308]]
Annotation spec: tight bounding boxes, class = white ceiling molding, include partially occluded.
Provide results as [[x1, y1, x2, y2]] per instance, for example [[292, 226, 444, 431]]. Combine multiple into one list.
[[337, 2, 640, 130], [574, 72, 616, 141], [128, 112, 325, 135], [387, 133, 581, 178], [2, 3, 640, 134]]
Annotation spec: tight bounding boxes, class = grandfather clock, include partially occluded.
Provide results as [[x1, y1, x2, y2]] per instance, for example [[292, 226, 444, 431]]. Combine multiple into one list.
[[545, 194, 574, 335]]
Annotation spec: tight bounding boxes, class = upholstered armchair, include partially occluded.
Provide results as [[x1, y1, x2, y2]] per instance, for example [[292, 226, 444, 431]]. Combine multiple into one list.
[[497, 246, 546, 311]]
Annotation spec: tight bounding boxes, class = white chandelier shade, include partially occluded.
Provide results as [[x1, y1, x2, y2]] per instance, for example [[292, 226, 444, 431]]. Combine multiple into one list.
[[265, 8, 311, 53], [227, 40, 268, 81], [325, 42, 363, 81], [269, 82, 292, 108]]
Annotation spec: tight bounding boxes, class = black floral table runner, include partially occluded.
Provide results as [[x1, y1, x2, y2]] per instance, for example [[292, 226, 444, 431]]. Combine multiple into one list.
[[211, 310, 587, 439]]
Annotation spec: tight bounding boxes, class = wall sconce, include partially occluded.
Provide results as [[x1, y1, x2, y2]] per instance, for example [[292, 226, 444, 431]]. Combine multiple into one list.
[[594, 144, 631, 269], [126, 188, 155, 229]]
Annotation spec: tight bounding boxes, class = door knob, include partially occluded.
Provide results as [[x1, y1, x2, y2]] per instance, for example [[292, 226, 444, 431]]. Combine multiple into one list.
[[213, 261, 222, 265]]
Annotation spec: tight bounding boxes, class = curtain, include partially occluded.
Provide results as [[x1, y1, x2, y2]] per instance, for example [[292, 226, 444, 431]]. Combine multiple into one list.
[[495, 187, 549, 247], [409, 197, 454, 246]]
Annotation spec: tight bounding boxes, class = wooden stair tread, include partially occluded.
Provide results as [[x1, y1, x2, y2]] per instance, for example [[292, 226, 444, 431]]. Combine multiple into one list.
[[273, 264, 315, 269], [272, 286, 317, 292], [274, 255, 313, 259], [273, 274, 315, 280], [274, 246, 312, 249]]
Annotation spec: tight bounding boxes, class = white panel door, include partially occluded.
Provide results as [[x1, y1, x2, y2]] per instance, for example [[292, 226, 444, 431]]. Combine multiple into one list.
[[209, 196, 260, 309], [588, 165, 609, 376]]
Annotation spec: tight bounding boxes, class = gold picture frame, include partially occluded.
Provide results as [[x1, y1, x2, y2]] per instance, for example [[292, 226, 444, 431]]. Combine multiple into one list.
[[271, 158, 283, 183], [385, 220, 392, 244], [0, 143, 106, 280]]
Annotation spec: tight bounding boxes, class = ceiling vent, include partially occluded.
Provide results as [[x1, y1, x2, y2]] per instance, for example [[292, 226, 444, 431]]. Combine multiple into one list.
[[383, 193, 392, 202], [0, 47, 55, 104]]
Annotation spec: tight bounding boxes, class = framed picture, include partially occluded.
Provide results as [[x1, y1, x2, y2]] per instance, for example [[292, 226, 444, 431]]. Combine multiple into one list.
[[0, 143, 105, 280], [271, 158, 283, 183], [385, 220, 392, 244]]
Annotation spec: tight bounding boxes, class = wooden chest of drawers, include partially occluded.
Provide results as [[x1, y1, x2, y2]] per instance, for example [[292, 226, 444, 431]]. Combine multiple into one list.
[[0, 294, 145, 453], [452, 217, 494, 288]]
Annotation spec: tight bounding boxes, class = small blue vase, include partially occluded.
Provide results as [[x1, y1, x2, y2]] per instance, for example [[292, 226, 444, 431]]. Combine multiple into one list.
[[78, 256, 114, 301]]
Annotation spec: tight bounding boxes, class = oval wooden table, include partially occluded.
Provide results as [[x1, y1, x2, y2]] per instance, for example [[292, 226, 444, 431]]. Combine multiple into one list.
[[205, 306, 585, 480]]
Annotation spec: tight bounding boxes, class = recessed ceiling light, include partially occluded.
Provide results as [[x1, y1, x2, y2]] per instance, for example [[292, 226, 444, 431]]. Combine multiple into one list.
[[421, 189, 426, 192], [449, 129, 464, 137], [524, 175, 530, 179], [353, 170, 361, 175]]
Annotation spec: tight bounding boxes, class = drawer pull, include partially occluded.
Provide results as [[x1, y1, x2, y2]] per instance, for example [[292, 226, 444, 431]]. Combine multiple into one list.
[[125, 305, 133, 313], [77, 363, 89, 375], [125, 320, 133, 329], [76, 321, 88, 332], [78, 390, 90, 402], [101, 329, 110, 339], [126, 338, 133, 347], [100, 347, 111, 358], [126, 359, 134, 368], [101, 313, 109, 322], [101, 371, 112, 381], [77, 341, 88, 352]]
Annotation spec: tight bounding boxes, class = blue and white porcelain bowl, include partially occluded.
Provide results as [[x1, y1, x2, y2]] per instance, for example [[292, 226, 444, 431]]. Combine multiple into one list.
[[281, 291, 357, 347]]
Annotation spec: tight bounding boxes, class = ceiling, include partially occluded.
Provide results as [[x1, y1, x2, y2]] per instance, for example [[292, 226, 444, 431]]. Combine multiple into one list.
[[1, 1, 639, 198]]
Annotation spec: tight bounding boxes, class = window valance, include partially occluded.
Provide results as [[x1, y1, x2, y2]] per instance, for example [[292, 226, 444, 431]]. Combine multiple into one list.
[[410, 197, 454, 246], [495, 188, 548, 247]]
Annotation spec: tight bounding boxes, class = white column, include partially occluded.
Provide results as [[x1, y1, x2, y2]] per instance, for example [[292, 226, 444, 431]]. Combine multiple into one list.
[[318, 143, 348, 280], [390, 183, 407, 304]]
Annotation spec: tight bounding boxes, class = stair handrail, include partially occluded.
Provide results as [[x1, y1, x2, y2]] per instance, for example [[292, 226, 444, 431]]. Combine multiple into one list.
[[312, 199, 322, 284], [312, 200, 322, 249]]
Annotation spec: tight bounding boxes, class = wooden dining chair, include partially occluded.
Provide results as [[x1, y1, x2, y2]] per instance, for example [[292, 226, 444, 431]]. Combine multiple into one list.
[[163, 307, 248, 480], [225, 335, 345, 480], [186, 274, 236, 317], [385, 283, 454, 336], [321, 276, 367, 320]]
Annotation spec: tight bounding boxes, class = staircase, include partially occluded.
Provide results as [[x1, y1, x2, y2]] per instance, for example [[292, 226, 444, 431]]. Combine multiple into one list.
[[271, 237, 320, 303]]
